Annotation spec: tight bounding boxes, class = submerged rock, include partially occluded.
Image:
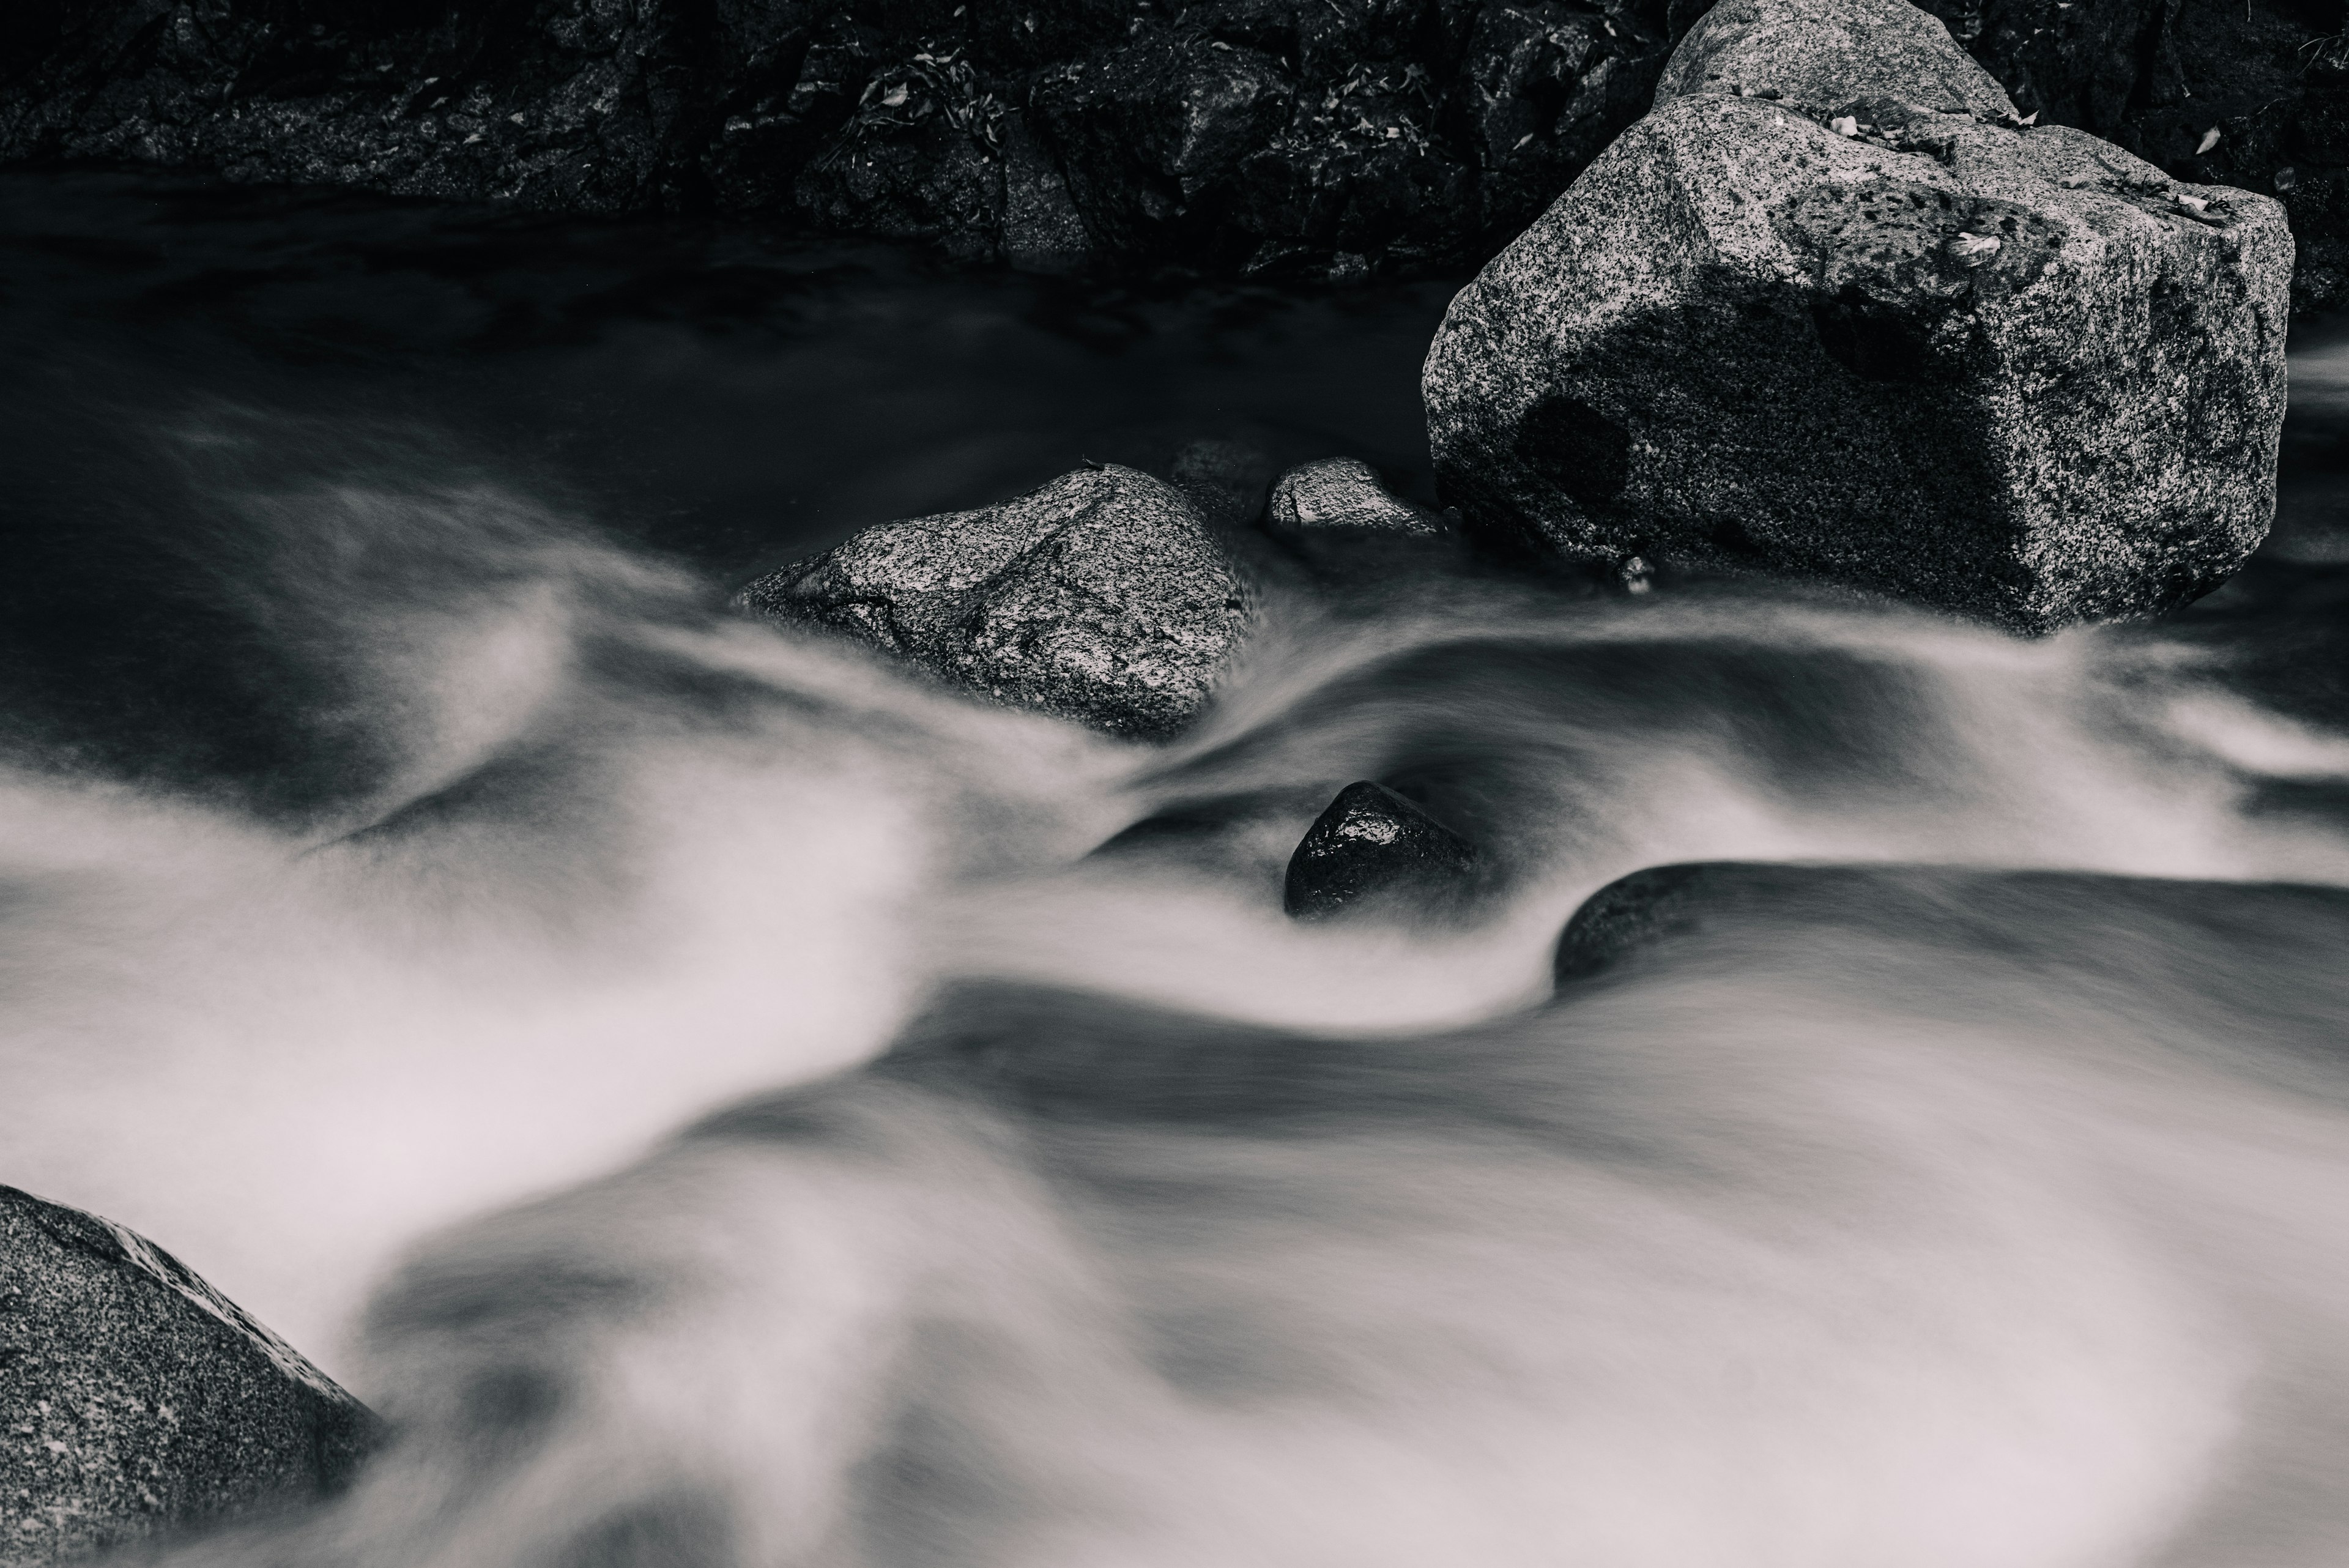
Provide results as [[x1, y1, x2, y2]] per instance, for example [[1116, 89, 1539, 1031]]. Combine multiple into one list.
[[1423, 0, 2291, 633], [1267, 458, 1445, 537], [1552, 858, 2349, 989], [736, 466, 1251, 739], [1284, 781, 1478, 917], [0, 1185, 376, 1566]]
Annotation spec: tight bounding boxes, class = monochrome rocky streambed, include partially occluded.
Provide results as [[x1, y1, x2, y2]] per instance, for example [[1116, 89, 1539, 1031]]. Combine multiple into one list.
[[4, 0, 2349, 1562]]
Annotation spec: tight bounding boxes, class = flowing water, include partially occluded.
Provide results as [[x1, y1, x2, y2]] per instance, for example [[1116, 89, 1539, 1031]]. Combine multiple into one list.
[[6, 170, 2349, 1566]]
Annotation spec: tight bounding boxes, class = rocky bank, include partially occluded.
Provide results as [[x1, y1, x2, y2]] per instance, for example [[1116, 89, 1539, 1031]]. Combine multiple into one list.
[[2, 0, 2342, 303]]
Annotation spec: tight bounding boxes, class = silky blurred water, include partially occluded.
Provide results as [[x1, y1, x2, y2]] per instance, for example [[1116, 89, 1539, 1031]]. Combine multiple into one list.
[[5, 170, 2349, 1567]]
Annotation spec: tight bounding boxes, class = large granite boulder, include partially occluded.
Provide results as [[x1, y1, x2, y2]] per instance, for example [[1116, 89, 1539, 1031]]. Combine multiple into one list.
[[735, 465, 1252, 738], [1, 1185, 375, 1566], [1422, 0, 2292, 633]]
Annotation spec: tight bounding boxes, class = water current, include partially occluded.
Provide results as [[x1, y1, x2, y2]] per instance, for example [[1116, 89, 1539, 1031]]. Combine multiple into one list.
[[5, 170, 2349, 1566]]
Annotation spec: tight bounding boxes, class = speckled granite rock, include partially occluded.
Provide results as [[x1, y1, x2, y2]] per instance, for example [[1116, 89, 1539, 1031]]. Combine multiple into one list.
[[0, 1185, 376, 1566], [1283, 780, 1477, 917], [1267, 458, 1444, 536], [735, 465, 1252, 738], [1423, 0, 2291, 633]]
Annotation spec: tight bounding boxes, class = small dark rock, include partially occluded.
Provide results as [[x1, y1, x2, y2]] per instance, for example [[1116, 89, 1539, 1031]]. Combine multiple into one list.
[[0, 1185, 377, 1566], [1283, 780, 1478, 918], [734, 465, 1252, 739], [1266, 457, 1444, 536], [1170, 439, 1278, 530]]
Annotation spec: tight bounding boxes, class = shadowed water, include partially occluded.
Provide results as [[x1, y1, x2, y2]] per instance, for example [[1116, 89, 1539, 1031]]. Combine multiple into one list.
[[5, 171, 2349, 1566]]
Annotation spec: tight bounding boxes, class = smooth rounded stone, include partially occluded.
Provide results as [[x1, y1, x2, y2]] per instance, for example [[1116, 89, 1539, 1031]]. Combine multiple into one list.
[[1550, 859, 2349, 989], [1423, 0, 2293, 634], [0, 1186, 376, 1566], [735, 465, 1252, 740], [1283, 781, 1479, 918], [1266, 458, 1446, 537]]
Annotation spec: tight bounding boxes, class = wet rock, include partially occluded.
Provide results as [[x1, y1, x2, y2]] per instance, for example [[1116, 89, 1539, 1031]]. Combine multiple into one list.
[[0, 1184, 376, 1566], [1283, 780, 1477, 918], [735, 466, 1251, 739], [1423, 0, 2292, 634], [1267, 458, 1444, 535]]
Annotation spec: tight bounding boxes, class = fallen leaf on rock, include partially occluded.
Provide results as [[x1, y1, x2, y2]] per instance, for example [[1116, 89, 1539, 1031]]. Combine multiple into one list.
[[1948, 231, 2002, 266], [2196, 126, 2221, 155]]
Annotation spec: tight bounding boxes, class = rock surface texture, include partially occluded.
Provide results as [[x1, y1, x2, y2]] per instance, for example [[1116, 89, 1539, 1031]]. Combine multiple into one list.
[[735, 465, 1251, 738], [1267, 458, 1446, 535], [0, 1185, 376, 1567], [1423, 0, 2292, 633], [1910, 0, 2349, 316], [0, 0, 1675, 284], [1284, 780, 1479, 916]]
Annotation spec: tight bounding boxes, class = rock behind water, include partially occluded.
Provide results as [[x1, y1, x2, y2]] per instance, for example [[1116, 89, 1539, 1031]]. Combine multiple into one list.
[[1267, 458, 1445, 537], [0, 1186, 376, 1566], [1284, 781, 1478, 917], [1423, 0, 2291, 633], [735, 465, 1251, 739]]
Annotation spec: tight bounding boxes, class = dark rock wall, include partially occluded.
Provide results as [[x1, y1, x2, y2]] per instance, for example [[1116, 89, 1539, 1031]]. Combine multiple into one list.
[[3, 0, 2345, 301], [0, 0, 1674, 283]]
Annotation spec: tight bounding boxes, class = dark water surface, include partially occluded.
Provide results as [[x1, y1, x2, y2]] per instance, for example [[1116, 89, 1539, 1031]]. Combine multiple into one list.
[[8, 170, 2349, 1567]]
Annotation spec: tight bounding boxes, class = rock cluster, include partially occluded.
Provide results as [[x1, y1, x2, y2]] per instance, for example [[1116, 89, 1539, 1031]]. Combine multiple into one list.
[[735, 464, 1252, 738], [1, 1185, 376, 1566], [1423, 0, 2291, 631]]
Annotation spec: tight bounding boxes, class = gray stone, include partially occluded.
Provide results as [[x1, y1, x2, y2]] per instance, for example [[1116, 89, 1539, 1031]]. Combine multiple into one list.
[[735, 466, 1251, 739], [1423, 0, 2293, 633], [1266, 458, 1445, 537], [0, 1185, 376, 1567]]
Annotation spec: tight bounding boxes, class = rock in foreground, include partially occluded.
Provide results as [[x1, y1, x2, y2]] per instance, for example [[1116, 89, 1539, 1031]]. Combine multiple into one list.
[[1, 1186, 376, 1566], [736, 466, 1250, 739], [1285, 781, 1478, 918], [1423, 0, 2291, 633]]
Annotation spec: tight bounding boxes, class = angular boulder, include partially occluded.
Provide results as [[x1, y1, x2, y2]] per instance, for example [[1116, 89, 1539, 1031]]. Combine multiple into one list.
[[1267, 458, 1446, 537], [1284, 781, 1479, 918], [735, 466, 1252, 739], [1423, 0, 2293, 633], [1, 1185, 376, 1566]]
